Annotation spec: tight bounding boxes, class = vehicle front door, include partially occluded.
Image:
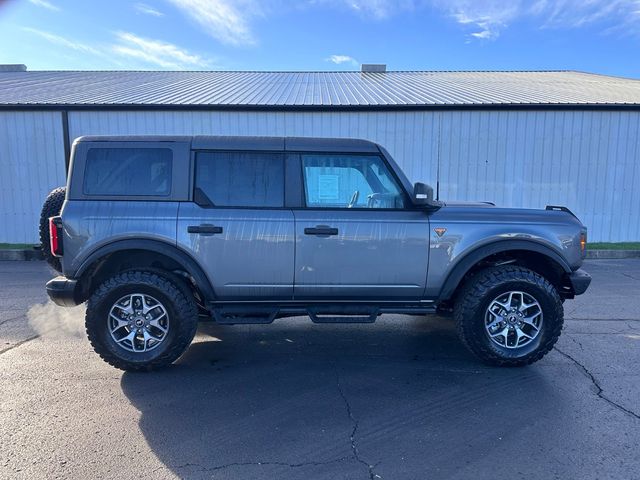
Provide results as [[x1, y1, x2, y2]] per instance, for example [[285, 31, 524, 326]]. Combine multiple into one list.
[[293, 153, 430, 299]]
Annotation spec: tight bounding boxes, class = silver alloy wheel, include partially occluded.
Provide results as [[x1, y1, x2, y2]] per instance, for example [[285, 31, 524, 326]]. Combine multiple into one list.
[[108, 293, 169, 353], [484, 291, 543, 349]]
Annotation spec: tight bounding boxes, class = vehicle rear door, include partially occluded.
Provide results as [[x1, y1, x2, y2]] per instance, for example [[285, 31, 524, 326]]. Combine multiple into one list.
[[177, 149, 295, 300], [293, 152, 430, 299]]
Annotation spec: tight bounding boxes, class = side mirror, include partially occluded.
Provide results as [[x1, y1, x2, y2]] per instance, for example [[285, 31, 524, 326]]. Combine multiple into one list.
[[413, 182, 434, 206]]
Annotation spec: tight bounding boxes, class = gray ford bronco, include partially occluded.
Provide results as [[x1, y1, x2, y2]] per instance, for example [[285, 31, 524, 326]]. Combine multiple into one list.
[[43, 135, 591, 371]]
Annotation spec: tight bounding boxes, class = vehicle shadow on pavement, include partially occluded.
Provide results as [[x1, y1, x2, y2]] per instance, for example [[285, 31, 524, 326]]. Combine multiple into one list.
[[120, 315, 564, 479]]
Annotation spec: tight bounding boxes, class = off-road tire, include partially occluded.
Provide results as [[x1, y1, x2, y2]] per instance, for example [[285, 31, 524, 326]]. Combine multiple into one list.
[[454, 266, 564, 367], [39, 186, 66, 273], [85, 270, 198, 371]]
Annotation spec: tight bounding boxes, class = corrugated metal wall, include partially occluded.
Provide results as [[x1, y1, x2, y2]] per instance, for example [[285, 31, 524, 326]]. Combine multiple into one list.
[[67, 109, 640, 242], [2, 109, 638, 243], [1, 111, 67, 244]]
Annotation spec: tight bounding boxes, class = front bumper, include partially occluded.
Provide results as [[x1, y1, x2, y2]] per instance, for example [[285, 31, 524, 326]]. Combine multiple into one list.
[[567, 268, 592, 296], [46, 276, 82, 307]]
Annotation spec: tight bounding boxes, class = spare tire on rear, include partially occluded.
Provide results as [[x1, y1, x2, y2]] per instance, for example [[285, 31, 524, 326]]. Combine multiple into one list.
[[39, 186, 66, 273]]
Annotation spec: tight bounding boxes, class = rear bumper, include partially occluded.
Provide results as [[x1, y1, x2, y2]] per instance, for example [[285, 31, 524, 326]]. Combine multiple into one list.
[[567, 268, 592, 296], [46, 276, 82, 307]]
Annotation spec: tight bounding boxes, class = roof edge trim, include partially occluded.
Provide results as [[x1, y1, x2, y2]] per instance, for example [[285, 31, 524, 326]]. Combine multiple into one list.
[[1, 103, 640, 112]]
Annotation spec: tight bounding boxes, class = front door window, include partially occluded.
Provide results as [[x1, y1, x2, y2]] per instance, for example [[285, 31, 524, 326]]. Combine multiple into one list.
[[302, 154, 406, 209]]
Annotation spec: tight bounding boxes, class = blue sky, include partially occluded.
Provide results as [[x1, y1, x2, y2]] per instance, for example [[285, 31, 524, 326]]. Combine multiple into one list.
[[0, 0, 639, 77]]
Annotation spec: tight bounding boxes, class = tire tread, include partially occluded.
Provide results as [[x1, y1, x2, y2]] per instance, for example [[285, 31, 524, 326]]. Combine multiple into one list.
[[454, 265, 564, 367], [85, 270, 198, 371]]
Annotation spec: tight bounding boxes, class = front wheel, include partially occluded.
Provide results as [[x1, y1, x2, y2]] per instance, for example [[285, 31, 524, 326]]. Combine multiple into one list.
[[454, 266, 564, 367], [85, 270, 198, 371]]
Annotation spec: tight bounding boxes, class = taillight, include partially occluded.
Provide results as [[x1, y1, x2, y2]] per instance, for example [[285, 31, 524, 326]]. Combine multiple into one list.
[[580, 231, 587, 258], [49, 216, 63, 257]]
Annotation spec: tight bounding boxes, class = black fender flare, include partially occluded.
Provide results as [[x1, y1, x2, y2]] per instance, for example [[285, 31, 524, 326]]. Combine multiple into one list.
[[74, 239, 215, 301], [438, 239, 572, 301]]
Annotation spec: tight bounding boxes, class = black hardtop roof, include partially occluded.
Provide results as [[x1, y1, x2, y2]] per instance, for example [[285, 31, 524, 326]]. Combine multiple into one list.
[[74, 135, 381, 153]]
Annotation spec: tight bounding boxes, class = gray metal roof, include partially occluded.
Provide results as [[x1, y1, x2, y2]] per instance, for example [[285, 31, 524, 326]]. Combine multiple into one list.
[[1, 70, 640, 108]]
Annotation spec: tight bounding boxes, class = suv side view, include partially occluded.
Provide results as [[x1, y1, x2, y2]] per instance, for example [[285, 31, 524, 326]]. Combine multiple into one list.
[[43, 136, 591, 371]]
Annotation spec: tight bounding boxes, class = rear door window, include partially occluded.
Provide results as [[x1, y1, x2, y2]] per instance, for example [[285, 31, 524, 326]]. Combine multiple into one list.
[[195, 152, 285, 207], [83, 148, 172, 196]]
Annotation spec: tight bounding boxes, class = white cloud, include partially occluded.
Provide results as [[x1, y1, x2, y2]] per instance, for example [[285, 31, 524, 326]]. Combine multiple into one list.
[[326, 54, 359, 66], [314, 0, 417, 19], [431, 0, 640, 41], [147, 0, 640, 49], [345, 0, 415, 19], [27, 0, 60, 11], [23, 27, 213, 70], [134, 3, 165, 17], [165, 0, 257, 45], [435, 1, 520, 40], [530, 0, 640, 30], [112, 31, 211, 68], [317, 0, 640, 40], [470, 29, 495, 39], [22, 27, 101, 54]]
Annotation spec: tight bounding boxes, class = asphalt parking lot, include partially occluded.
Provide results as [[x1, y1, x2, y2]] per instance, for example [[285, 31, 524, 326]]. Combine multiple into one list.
[[1, 260, 639, 480]]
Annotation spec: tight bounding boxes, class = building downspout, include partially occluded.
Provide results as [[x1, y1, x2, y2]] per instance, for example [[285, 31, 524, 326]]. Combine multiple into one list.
[[61, 110, 70, 176]]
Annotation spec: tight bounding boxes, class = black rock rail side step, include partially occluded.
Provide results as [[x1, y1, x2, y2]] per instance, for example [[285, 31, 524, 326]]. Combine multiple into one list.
[[208, 302, 438, 324], [212, 306, 278, 324], [307, 306, 379, 324]]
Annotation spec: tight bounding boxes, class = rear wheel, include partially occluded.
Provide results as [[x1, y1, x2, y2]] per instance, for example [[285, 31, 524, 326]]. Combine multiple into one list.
[[85, 270, 198, 371], [454, 266, 563, 366], [39, 186, 66, 272]]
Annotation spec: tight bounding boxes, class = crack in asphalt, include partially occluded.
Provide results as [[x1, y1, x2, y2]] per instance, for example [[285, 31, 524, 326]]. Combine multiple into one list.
[[146, 371, 373, 477], [0, 334, 40, 355], [568, 335, 585, 351], [621, 272, 640, 282], [0, 314, 25, 327], [555, 347, 640, 421], [334, 367, 380, 480], [564, 305, 579, 317]]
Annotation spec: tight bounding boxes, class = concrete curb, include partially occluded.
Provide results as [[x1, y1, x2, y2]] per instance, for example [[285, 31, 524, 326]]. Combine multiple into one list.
[[1, 248, 639, 261], [0, 249, 44, 261]]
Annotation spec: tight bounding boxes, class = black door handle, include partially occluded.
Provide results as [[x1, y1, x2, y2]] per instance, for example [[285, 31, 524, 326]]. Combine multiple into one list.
[[304, 225, 339, 236], [188, 224, 223, 235]]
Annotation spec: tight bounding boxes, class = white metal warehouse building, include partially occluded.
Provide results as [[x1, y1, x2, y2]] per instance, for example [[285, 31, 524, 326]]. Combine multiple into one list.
[[1, 66, 640, 244]]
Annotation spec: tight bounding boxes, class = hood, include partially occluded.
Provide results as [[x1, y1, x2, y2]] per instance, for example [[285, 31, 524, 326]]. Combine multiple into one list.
[[436, 201, 584, 228], [442, 200, 495, 207]]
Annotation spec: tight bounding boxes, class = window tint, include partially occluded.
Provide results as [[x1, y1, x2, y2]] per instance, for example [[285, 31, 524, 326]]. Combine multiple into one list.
[[195, 152, 284, 207], [302, 154, 405, 209], [84, 148, 172, 196]]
